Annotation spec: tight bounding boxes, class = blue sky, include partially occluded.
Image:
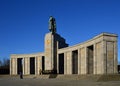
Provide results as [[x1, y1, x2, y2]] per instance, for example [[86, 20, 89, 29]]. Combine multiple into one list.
[[0, 0, 120, 62]]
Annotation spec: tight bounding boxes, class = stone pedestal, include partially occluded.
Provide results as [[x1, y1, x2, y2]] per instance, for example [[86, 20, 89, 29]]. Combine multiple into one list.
[[44, 32, 68, 72], [45, 32, 54, 71]]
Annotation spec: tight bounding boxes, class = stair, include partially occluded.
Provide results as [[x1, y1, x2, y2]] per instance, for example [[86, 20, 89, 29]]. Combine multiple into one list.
[[97, 74, 120, 81], [9, 74, 120, 81]]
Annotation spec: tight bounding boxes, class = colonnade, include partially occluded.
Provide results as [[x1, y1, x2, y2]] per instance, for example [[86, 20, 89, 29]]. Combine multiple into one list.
[[10, 56, 43, 75], [10, 33, 118, 75], [57, 35, 118, 74]]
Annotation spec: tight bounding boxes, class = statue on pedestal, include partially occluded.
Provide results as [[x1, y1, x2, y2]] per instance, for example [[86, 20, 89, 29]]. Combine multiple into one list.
[[49, 16, 56, 34]]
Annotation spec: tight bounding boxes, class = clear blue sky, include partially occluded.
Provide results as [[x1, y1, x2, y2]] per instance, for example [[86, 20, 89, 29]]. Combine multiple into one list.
[[0, 0, 120, 62]]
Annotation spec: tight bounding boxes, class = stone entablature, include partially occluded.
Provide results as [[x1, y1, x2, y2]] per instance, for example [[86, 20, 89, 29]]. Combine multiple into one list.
[[58, 33, 117, 53], [11, 52, 44, 58]]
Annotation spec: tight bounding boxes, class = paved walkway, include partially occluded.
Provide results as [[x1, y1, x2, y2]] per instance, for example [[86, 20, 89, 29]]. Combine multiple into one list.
[[0, 76, 120, 86]]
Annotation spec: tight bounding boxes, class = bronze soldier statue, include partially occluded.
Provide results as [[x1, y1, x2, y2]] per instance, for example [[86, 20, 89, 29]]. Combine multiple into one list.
[[49, 16, 56, 34]]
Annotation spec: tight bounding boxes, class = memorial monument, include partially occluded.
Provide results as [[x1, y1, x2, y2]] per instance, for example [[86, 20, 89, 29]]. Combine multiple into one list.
[[10, 16, 118, 75]]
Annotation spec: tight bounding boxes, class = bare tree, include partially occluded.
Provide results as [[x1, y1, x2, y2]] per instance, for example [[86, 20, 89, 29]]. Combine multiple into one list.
[[2, 58, 9, 68], [0, 58, 10, 74], [0, 60, 2, 67], [0, 58, 9, 68], [118, 61, 120, 65]]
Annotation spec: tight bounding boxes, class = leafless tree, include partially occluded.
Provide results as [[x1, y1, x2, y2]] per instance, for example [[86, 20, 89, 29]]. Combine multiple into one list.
[[2, 58, 9, 68], [0, 60, 2, 67], [0, 58, 9, 68]]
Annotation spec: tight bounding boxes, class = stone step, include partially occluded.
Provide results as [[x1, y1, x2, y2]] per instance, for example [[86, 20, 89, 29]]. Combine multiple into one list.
[[3, 74, 120, 81], [97, 74, 120, 81]]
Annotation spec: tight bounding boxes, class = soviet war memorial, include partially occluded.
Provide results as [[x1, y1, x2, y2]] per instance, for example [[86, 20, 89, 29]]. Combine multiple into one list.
[[10, 16, 118, 75], [1, 0, 120, 86]]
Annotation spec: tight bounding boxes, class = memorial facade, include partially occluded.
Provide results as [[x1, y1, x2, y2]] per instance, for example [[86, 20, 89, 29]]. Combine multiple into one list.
[[10, 17, 118, 75]]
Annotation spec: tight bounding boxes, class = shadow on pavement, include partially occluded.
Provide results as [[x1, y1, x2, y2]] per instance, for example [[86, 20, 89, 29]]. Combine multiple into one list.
[[49, 74, 58, 79]]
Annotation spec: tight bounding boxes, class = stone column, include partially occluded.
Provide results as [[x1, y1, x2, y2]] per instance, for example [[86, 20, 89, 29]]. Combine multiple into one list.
[[96, 42, 103, 74], [66, 51, 72, 74], [39, 56, 42, 75], [35, 56, 42, 75], [103, 41, 107, 74], [22, 58, 25, 75], [106, 41, 114, 74], [114, 41, 118, 73], [36, 56, 39, 75], [27, 57, 30, 75], [56, 41, 59, 74], [101, 41, 105, 74], [78, 49, 81, 74], [64, 52, 67, 74], [24, 57, 29, 75], [15, 58, 17, 75], [85, 47, 88, 74], [93, 44, 97, 74], [10, 58, 12, 75], [80, 47, 86, 74], [57, 53, 59, 74], [24, 58, 26, 75], [12, 58, 17, 75], [40, 56, 42, 71], [35, 56, 37, 75]]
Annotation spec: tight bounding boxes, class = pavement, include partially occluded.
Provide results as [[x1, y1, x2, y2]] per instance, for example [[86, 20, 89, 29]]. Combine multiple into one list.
[[0, 75, 120, 86]]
